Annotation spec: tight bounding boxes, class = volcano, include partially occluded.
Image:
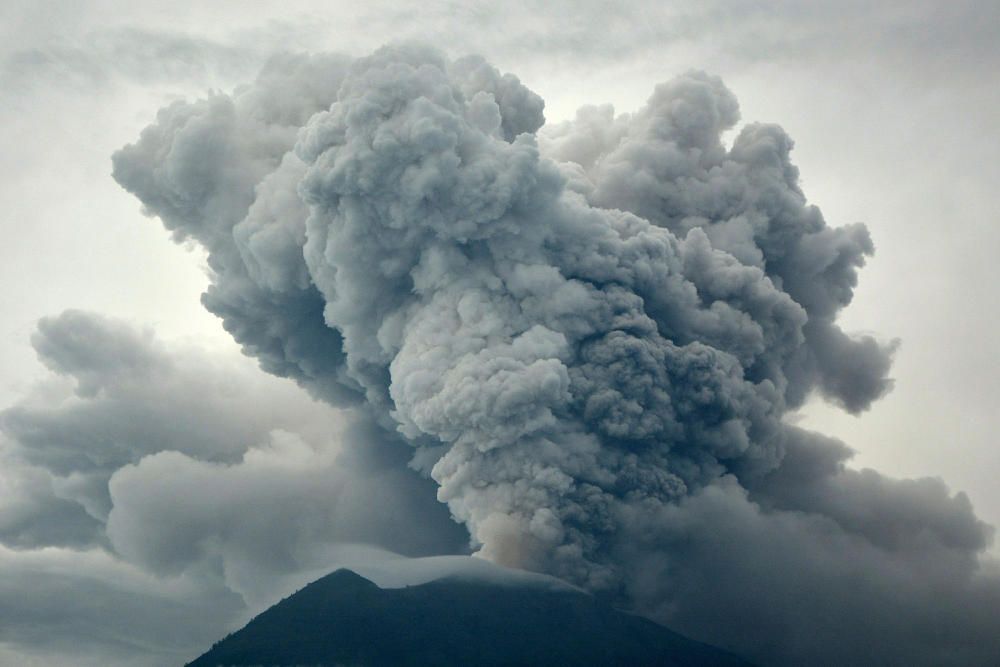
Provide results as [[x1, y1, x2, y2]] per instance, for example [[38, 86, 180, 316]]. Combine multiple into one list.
[[187, 569, 752, 666]]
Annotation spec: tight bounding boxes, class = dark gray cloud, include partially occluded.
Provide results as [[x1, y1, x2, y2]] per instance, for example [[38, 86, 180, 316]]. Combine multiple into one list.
[[1, 310, 337, 527], [0, 310, 466, 665], [0, 456, 101, 549], [0, 545, 244, 667], [104, 418, 468, 607], [620, 428, 1000, 665], [108, 43, 1000, 665]]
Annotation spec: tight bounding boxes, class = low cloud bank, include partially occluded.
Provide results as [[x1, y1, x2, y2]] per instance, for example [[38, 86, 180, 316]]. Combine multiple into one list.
[[0, 311, 465, 664]]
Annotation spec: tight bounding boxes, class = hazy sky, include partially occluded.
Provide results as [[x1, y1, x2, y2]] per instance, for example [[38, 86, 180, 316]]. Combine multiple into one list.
[[1, 2, 998, 665]]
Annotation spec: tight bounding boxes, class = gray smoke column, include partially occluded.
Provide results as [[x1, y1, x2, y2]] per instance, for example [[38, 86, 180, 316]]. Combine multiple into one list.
[[112, 44, 1000, 665]]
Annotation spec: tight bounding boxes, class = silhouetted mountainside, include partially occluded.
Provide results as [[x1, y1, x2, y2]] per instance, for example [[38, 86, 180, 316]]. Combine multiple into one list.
[[188, 569, 752, 666]]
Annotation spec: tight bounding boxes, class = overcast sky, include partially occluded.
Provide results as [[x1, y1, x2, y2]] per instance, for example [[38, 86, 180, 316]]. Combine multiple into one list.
[[1, 2, 998, 665]]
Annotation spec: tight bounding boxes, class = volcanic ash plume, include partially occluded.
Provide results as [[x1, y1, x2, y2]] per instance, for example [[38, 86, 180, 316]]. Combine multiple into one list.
[[113, 44, 1000, 665]]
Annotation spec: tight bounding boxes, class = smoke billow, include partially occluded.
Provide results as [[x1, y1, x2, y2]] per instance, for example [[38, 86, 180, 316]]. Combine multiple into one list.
[[111, 44, 1000, 665]]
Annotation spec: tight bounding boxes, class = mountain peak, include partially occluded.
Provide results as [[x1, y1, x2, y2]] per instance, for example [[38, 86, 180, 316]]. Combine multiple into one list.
[[188, 569, 752, 666], [313, 568, 381, 590]]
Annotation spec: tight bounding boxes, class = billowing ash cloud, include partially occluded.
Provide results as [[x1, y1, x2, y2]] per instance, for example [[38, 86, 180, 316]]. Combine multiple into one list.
[[110, 44, 1000, 665]]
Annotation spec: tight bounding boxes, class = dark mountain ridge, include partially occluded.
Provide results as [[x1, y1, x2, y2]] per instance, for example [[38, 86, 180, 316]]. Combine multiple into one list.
[[188, 568, 752, 666]]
